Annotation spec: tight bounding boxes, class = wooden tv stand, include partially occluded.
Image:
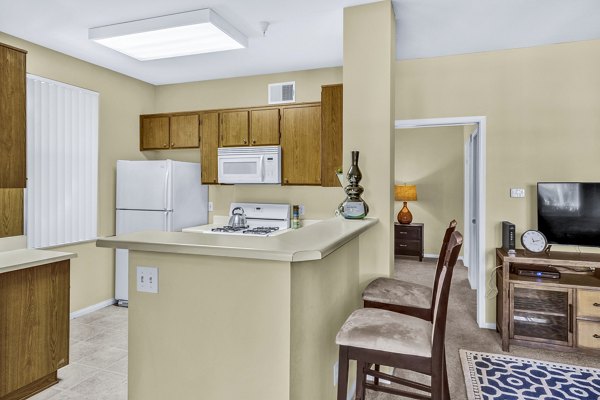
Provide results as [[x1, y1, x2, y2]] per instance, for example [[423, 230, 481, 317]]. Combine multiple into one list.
[[496, 248, 600, 352]]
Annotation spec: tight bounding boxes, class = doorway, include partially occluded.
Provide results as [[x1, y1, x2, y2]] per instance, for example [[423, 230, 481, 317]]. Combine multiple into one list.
[[395, 116, 488, 329]]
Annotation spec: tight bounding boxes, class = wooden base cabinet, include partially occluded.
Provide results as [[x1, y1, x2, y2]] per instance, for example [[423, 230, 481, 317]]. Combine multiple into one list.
[[0, 261, 70, 400], [496, 248, 600, 353]]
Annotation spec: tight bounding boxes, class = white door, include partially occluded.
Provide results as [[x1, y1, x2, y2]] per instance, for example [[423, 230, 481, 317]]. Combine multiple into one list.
[[116, 160, 171, 211], [115, 210, 171, 302], [467, 128, 480, 290]]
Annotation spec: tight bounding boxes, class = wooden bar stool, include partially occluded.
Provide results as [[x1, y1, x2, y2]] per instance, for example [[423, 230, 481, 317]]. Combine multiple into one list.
[[362, 220, 457, 321], [335, 231, 462, 400]]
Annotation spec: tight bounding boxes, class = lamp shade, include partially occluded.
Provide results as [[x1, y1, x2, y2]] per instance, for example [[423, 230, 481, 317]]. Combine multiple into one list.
[[394, 185, 417, 201]]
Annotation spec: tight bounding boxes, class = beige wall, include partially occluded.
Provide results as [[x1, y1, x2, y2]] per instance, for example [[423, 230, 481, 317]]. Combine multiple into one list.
[[395, 126, 464, 255], [148, 68, 344, 220], [0, 33, 155, 312], [343, 1, 396, 287], [128, 240, 360, 400], [395, 39, 600, 323]]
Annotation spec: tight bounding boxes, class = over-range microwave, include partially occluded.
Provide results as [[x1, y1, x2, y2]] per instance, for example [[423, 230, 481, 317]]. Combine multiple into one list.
[[217, 146, 281, 184]]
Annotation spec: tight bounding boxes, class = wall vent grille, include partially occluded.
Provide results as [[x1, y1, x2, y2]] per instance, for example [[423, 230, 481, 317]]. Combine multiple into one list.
[[268, 81, 295, 104]]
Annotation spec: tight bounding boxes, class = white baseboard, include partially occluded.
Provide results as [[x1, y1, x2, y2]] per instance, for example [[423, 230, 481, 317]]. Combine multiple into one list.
[[480, 322, 496, 330], [70, 298, 116, 320], [424, 253, 464, 262]]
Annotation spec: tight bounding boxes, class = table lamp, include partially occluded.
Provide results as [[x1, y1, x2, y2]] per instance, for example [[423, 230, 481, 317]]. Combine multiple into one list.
[[395, 184, 417, 224]]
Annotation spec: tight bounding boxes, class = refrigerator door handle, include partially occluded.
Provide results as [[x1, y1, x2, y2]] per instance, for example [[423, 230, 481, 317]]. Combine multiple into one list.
[[164, 168, 170, 210]]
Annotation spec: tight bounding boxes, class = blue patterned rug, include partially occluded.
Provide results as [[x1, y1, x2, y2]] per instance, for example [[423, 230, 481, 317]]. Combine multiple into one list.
[[460, 350, 600, 400]]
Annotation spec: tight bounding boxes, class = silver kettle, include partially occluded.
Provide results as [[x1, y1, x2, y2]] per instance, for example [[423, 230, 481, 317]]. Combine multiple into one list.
[[228, 207, 247, 228]]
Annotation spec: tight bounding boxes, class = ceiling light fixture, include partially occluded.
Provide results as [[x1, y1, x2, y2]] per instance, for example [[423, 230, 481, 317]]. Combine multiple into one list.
[[89, 9, 247, 61]]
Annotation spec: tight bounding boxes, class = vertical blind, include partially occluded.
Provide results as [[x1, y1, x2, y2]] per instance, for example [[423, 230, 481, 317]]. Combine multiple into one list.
[[26, 74, 99, 248]]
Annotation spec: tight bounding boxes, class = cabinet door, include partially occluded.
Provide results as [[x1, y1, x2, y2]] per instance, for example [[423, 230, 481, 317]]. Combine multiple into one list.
[[0, 44, 26, 188], [200, 112, 219, 184], [250, 108, 280, 145], [510, 283, 573, 347], [320, 84, 343, 187], [219, 111, 249, 147], [0, 261, 69, 397], [0, 189, 23, 237], [140, 116, 170, 150], [170, 115, 199, 148], [281, 105, 321, 185]]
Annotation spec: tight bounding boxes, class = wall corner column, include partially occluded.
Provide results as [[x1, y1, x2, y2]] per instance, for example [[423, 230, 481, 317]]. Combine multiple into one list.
[[343, 1, 396, 284]]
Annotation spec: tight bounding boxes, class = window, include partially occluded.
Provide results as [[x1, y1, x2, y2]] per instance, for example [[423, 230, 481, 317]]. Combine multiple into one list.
[[26, 75, 99, 248]]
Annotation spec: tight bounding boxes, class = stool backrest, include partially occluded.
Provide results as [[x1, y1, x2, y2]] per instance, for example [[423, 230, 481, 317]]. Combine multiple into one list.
[[430, 219, 457, 314], [431, 231, 462, 353]]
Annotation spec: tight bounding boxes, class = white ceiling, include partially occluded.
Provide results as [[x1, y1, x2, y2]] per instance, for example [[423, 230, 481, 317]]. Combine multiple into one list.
[[1, 0, 599, 85]]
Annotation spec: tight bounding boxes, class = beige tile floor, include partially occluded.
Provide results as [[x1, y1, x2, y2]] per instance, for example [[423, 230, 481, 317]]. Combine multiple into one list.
[[30, 305, 128, 400]]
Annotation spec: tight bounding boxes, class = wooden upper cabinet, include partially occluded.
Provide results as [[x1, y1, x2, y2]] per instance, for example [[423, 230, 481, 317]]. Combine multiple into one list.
[[320, 84, 343, 187], [170, 114, 199, 148], [281, 105, 322, 185], [0, 43, 26, 188], [250, 108, 280, 146], [219, 110, 249, 147], [140, 116, 170, 150], [200, 112, 219, 184]]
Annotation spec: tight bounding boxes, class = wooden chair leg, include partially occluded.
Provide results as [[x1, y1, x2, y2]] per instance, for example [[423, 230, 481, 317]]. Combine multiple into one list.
[[356, 359, 367, 400], [442, 353, 450, 400], [337, 346, 349, 400], [431, 365, 443, 400]]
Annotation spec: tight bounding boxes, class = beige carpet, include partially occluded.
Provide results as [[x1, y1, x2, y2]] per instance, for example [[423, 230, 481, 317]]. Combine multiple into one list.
[[365, 257, 600, 400]]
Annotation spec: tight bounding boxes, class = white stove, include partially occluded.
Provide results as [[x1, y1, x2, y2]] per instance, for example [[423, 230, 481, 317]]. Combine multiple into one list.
[[183, 203, 291, 237]]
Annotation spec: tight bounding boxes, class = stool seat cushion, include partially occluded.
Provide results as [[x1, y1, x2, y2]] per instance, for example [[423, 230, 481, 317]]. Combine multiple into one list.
[[335, 308, 432, 358], [362, 277, 432, 309]]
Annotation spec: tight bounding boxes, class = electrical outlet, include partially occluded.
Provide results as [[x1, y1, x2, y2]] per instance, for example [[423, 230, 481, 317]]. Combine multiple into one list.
[[510, 188, 525, 198], [333, 361, 338, 386], [299, 205, 305, 216], [136, 266, 158, 293], [208, 201, 213, 212]]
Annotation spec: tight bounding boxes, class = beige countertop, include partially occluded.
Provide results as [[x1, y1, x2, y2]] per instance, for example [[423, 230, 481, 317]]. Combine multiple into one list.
[[97, 217, 378, 262], [0, 248, 77, 274]]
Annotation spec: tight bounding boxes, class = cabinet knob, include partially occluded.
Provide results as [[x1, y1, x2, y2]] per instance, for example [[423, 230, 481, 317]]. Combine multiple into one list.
[[243, 139, 247, 144], [163, 144, 168, 148], [594, 303, 600, 307], [213, 179, 217, 183], [594, 334, 600, 339], [252, 140, 256, 144], [171, 142, 175, 147]]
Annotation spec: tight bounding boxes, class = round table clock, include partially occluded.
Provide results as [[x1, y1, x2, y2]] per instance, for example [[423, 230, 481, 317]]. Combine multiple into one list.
[[521, 230, 548, 253]]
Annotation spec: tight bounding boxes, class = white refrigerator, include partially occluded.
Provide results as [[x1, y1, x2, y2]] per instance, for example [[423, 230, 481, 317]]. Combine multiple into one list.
[[115, 160, 208, 305]]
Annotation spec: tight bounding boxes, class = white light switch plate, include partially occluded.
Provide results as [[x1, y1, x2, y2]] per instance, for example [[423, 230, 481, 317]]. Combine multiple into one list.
[[136, 266, 158, 293], [510, 188, 525, 198], [208, 201, 213, 212]]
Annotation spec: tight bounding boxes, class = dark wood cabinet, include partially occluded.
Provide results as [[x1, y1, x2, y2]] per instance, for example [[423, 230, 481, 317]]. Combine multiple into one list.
[[394, 223, 424, 261], [0, 43, 26, 189], [0, 260, 70, 399], [496, 248, 600, 352]]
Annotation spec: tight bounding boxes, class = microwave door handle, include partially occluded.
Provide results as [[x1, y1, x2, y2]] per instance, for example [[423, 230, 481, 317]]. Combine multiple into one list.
[[259, 156, 265, 181]]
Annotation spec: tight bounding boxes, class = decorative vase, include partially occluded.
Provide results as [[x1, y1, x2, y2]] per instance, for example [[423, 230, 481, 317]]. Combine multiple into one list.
[[338, 151, 369, 219]]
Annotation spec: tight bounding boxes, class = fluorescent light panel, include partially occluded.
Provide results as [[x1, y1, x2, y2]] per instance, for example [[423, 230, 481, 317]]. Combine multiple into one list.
[[89, 9, 247, 61]]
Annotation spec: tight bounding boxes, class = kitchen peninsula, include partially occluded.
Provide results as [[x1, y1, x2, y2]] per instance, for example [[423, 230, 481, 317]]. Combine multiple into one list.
[[97, 217, 377, 400]]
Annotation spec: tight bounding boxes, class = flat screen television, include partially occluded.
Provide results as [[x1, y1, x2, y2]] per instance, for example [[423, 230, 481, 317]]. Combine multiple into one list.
[[537, 182, 600, 247]]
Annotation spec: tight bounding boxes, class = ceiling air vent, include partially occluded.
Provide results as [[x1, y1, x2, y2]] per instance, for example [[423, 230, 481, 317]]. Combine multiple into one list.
[[268, 81, 295, 104]]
